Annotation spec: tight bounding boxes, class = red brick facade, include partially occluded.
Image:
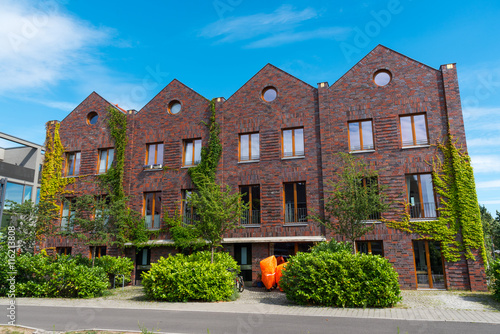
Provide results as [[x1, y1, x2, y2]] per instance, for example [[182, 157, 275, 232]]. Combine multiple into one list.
[[40, 45, 487, 291]]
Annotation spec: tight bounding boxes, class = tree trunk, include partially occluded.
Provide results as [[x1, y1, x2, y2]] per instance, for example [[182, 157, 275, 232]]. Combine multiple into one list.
[[92, 246, 96, 267], [211, 246, 214, 263]]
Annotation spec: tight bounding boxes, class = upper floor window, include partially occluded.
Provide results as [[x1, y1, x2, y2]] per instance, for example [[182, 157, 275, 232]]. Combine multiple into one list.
[[284, 182, 307, 223], [146, 143, 164, 165], [144, 192, 161, 229], [61, 198, 76, 231], [282, 128, 304, 158], [65, 152, 81, 176], [183, 139, 201, 167], [240, 185, 260, 225], [406, 174, 436, 219], [98, 148, 114, 173], [400, 114, 429, 147], [348, 120, 374, 151], [361, 177, 381, 220], [182, 190, 198, 225], [239, 133, 260, 162]]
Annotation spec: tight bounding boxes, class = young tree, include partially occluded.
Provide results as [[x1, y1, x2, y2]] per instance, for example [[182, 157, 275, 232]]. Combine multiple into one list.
[[480, 205, 498, 262], [3, 199, 60, 254], [187, 177, 248, 263], [316, 153, 389, 253]]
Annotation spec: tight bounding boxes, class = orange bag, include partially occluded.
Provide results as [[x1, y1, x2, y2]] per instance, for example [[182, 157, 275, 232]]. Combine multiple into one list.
[[260, 255, 277, 289], [275, 262, 288, 291]]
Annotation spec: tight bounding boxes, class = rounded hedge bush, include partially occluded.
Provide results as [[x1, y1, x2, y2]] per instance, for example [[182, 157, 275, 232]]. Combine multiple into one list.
[[280, 251, 401, 308], [488, 259, 500, 301], [142, 251, 239, 302]]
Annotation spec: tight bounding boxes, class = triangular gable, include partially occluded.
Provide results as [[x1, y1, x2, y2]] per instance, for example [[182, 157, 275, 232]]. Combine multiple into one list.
[[224, 63, 316, 104], [60, 91, 118, 125], [330, 44, 439, 89], [139, 79, 208, 114]]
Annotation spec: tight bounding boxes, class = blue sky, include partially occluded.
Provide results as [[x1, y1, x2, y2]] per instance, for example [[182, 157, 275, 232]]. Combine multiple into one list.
[[0, 0, 499, 215]]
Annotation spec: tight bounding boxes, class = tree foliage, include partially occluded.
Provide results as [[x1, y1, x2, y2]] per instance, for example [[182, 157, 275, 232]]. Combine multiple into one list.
[[316, 153, 389, 252]]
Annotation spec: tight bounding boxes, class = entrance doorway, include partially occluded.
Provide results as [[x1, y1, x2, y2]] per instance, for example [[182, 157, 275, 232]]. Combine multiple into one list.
[[234, 244, 252, 281], [413, 240, 446, 289], [135, 247, 151, 285]]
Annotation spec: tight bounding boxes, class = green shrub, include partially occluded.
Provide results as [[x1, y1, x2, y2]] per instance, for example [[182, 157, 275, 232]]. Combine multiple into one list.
[[310, 240, 352, 254], [94, 255, 134, 285], [142, 251, 238, 302], [0, 250, 109, 298], [488, 259, 500, 301], [280, 251, 401, 308]]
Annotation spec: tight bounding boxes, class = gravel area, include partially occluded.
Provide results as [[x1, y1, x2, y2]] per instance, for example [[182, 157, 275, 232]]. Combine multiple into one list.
[[90, 285, 500, 312]]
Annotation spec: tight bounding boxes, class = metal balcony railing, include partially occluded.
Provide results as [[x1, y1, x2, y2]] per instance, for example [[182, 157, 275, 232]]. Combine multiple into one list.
[[144, 215, 160, 229], [284, 206, 308, 223], [409, 202, 437, 218], [241, 209, 261, 225]]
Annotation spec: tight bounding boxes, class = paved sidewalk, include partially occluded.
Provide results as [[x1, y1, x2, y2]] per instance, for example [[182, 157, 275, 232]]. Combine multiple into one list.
[[2, 287, 500, 325]]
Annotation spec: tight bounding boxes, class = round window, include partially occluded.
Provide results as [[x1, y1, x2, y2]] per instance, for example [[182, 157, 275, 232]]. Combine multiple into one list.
[[168, 100, 182, 114], [262, 87, 277, 102], [373, 70, 392, 87], [87, 112, 98, 125]]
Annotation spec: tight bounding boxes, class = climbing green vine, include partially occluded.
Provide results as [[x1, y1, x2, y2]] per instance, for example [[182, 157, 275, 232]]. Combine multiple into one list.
[[188, 100, 222, 188], [386, 134, 486, 264], [98, 107, 152, 247], [40, 122, 74, 215]]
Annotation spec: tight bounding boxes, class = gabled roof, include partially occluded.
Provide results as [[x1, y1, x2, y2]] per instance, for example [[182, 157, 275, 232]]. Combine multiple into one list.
[[60, 91, 121, 123], [223, 63, 316, 104], [330, 44, 439, 89], [139, 79, 208, 113]]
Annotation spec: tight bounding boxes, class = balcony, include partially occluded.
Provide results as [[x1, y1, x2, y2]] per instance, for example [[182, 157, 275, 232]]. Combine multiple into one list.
[[409, 202, 437, 219], [284, 206, 308, 223], [241, 209, 260, 225]]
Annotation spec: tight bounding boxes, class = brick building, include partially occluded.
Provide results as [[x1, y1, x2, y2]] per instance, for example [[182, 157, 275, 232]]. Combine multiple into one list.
[[40, 45, 487, 291]]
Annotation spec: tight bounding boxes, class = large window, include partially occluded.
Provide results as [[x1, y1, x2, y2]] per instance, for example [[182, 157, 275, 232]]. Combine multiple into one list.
[[284, 182, 307, 223], [61, 198, 76, 231], [65, 152, 81, 176], [183, 139, 201, 167], [282, 128, 304, 158], [240, 185, 260, 225], [406, 174, 436, 218], [356, 241, 384, 256], [400, 114, 429, 147], [98, 148, 114, 173], [361, 177, 381, 220], [4, 182, 30, 207], [182, 190, 198, 225], [144, 192, 161, 229], [239, 133, 260, 162], [348, 120, 374, 151], [146, 143, 164, 165]]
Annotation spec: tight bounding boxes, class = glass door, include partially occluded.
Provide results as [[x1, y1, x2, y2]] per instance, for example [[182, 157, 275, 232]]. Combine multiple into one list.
[[234, 244, 252, 281], [413, 240, 446, 289]]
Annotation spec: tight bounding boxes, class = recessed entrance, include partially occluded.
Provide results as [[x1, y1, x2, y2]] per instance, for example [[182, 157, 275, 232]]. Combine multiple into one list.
[[234, 244, 252, 281], [413, 240, 446, 289]]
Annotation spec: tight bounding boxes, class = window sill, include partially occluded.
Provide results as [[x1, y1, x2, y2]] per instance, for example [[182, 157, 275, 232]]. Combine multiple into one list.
[[242, 224, 261, 228], [63, 175, 80, 178], [281, 156, 305, 161], [284, 223, 308, 227], [362, 220, 382, 224], [402, 144, 430, 150], [146, 228, 161, 231], [181, 165, 198, 169], [409, 218, 438, 222], [350, 149, 375, 154], [238, 160, 260, 164], [143, 164, 163, 171]]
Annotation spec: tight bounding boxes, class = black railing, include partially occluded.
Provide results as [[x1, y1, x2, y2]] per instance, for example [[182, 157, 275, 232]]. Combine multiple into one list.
[[241, 209, 260, 225], [284, 206, 308, 223], [409, 202, 437, 218]]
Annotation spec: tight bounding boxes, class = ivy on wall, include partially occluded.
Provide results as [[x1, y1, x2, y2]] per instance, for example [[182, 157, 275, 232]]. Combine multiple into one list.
[[39, 122, 74, 214], [386, 134, 486, 264], [188, 100, 222, 188]]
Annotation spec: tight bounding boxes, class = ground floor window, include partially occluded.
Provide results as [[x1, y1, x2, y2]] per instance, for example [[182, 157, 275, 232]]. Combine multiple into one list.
[[89, 246, 106, 259], [273, 242, 313, 261], [413, 240, 445, 289], [56, 247, 71, 255], [356, 240, 384, 256]]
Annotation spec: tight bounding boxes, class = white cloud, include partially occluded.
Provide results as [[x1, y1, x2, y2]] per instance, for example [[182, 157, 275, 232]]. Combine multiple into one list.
[[470, 155, 500, 173], [479, 200, 500, 205], [245, 27, 350, 49], [201, 5, 318, 42], [476, 180, 500, 189], [467, 136, 500, 148], [462, 107, 500, 122], [0, 0, 112, 94], [200, 5, 347, 48]]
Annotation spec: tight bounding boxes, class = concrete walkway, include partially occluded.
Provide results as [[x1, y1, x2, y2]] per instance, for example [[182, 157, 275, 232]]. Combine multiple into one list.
[[2, 287, 500, 325]]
